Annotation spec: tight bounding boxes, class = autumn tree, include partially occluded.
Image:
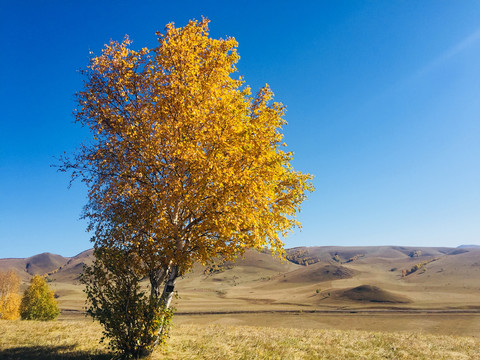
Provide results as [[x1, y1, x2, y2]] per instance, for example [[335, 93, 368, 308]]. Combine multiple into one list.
[[61, 18, 313, 357], [0, 270, 21, 320], [20, 275, 60, 320]]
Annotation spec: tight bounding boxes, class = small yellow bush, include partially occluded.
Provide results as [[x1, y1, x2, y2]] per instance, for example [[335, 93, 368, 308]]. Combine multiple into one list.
[[20, 275, 59, 320]]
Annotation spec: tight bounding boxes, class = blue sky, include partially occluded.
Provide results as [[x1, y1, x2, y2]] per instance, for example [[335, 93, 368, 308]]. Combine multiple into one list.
[[1, 1, 479, 258]]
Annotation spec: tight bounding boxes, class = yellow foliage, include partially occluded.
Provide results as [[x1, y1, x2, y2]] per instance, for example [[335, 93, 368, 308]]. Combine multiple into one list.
[[64, 17, 313, 273], [20, 275, 60, 321], [0, 270, 21, 320]]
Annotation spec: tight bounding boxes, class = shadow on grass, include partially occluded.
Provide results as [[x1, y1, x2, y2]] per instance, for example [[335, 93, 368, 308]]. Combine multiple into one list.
[[0, 345, 113, 360]]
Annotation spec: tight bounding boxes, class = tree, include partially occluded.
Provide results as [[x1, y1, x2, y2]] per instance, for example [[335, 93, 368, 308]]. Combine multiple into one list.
[[20, 275, 60, 320], [61, 18, 313, 357], [0, 270, 21, 320]]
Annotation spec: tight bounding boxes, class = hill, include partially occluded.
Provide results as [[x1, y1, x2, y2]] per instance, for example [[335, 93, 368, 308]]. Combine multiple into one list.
[[1, 246, 480, 314], [0, 252, 69, 281], [457, 244, 480, 249]]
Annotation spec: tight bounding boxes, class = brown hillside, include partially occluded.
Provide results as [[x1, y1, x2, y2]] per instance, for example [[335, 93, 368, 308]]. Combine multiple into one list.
[[401, 248, 480, 289], [1, 246, 480, 314], [0, 253, 69, 280], [25, 252, 69, 275], [0, 258, 28, 279], [180, 249, 300, 287], [277, 263, 354, 284], [287, 246, 454, 265], [50, 249, 94, 282], [335, 285, 411, 304]]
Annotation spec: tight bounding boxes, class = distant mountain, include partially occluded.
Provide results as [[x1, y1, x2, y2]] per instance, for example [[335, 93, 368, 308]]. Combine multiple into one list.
[[0, 252, 70, 281], [457, 244, 480, 249]]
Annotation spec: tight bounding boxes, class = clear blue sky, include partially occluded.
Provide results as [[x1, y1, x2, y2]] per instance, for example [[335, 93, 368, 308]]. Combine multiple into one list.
[[1, 1, 479, 258]]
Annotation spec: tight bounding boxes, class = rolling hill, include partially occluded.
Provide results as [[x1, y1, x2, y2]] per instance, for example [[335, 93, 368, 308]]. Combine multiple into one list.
[[1, 246, 480, 315]]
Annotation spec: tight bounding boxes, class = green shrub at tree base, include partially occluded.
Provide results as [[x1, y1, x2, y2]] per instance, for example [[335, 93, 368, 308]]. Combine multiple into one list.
[[81, 247, 173, 358]]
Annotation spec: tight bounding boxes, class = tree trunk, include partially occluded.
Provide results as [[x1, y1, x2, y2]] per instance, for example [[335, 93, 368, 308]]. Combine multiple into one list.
[[149, 267, 166, 299], [153, 264, 179, 347]]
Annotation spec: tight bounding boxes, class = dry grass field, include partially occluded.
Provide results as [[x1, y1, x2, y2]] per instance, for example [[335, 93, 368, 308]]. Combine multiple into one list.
[[171, 312, 480, 337], [1, 318, 479, 360]]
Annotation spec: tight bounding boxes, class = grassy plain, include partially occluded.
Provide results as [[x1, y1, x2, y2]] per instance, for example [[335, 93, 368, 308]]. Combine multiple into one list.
[[172, 312, 480, 337], [1, 318, 480, 360]]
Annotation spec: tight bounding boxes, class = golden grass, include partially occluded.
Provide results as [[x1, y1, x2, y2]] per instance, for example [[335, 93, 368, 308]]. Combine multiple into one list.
[[1, 319, 479, 359]]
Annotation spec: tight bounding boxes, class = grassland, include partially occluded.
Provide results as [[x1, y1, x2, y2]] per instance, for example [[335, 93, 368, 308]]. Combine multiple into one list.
[[2, 246, 480, 358], [1, 318, 479, 359]]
